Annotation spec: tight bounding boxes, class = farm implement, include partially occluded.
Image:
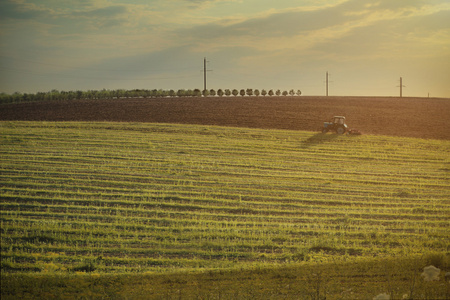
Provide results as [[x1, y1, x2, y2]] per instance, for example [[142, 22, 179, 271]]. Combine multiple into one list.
[[321, 116, 362, 135]]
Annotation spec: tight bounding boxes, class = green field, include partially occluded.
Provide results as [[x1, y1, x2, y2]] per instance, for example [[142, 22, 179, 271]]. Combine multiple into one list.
[[1, 121, 449, 299]]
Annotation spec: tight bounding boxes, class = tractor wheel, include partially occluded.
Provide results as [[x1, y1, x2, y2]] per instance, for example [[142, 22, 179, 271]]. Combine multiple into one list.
[[336, 127, 346, 134], [322, 128, 328, 134]]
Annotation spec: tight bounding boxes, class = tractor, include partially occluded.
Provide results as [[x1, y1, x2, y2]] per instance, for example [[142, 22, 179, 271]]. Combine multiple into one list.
[[322, 116, 348, 134]]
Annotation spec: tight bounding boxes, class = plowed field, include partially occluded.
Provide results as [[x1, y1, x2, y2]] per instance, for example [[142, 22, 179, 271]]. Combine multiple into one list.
[[1, 96, 449, 140]]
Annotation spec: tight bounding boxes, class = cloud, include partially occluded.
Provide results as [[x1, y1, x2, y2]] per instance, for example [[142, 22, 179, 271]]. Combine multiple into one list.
[[69, 5, 128, 18], [175, 0, 449, 58], [373, 0, 441, 10], [177, 0, 448, 40], [176, 5, 352, 41], [0, 0, 47, 20], [309, 7, 450, 60], [0, 0, 131, 33], [62, 4, 130, 30], [410, 8, 450, 31], [176, 0, 237, 8], [181, 0, 214, 3]]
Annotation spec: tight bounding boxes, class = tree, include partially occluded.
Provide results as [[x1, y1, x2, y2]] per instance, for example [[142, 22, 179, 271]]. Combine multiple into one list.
[[115, 89, 124, 99], [50, 89, 60, 100], [98, 89, 106, 99], [159, 89, 169, 97], [254, 89, 260, 96], [202, 89, 210, 97], [246, 88, 253, 96], [240, 89, 246, 97], [57, 91, 67, 100], [276, 89, 281, 96], [217, 89, 224, 97], [152, 89, 161, 97], [209, 89, 216, 96], [76, 90, 84, 99], [177, 89, 186, 97], [134, 89, 143, 98], [289, 89, 295, 96], [125, 90, 134, 98], [143, 90, 151, 98], [268, 89, 274, 96], [225, 89, 231, 96], [0, 92, 12, 104], [193, 89, 202, 97], [296, 89, 302, 96], [232, 89, 239, 96], [261, 89, 267, 96]]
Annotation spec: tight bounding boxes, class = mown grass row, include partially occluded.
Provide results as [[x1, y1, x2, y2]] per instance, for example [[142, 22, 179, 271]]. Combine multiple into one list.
[[2, 254, 450, 300], [1, 121, 449, 276]]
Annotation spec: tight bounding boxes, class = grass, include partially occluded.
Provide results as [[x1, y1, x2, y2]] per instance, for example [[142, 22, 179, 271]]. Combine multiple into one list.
[[1, 121, 449, 298], [2, 255, 449, 299]]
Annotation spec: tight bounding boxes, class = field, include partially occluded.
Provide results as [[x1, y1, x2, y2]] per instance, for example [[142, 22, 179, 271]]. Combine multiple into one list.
[[1, 118, 449, 299], [1, 96, 449, 140]]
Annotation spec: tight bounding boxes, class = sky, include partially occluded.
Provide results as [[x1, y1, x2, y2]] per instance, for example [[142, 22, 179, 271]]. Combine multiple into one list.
[[1, 0, 449, 97]]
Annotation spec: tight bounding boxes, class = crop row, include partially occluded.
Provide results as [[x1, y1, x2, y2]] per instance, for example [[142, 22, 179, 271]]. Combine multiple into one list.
[[1, 121, 449, 273]]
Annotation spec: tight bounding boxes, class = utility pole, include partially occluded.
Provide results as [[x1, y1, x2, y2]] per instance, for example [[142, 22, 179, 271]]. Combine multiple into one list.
[[325, 72, 331, 96], [204, 57, 207, 92], [203, 57, 212, 92], [398, 77, 405, 97]]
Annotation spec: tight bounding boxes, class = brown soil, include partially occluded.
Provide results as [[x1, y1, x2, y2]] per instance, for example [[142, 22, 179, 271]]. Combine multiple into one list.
[[1, 96, 449, 140]]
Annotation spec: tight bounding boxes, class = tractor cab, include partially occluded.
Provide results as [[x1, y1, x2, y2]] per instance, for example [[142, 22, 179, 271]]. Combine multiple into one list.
[[322, 116, 348, 134], [332, 116, 345, 125]]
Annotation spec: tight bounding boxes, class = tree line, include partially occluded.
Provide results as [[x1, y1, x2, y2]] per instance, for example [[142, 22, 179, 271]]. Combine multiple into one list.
[[0, 88, 302, 104]]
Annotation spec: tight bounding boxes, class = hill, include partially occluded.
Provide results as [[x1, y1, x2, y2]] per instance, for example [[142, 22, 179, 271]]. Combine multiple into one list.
[[0, 96, 449, 140]]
